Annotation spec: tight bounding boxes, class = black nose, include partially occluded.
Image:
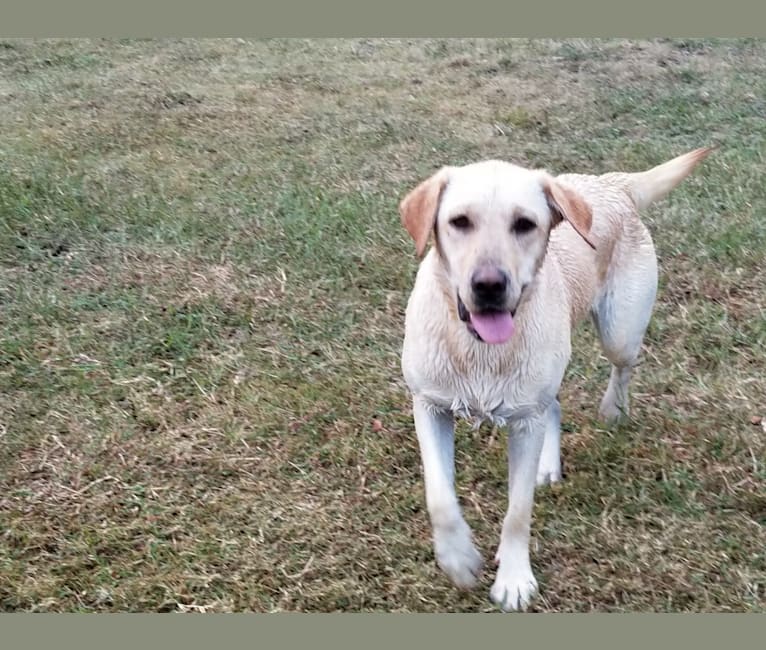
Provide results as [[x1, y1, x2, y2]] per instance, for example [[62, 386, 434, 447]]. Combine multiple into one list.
[[471, 266, 509, 307]]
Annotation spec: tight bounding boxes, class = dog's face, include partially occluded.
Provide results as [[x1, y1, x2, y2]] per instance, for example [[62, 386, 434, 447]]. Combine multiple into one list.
[[400, 160, 594, 344]]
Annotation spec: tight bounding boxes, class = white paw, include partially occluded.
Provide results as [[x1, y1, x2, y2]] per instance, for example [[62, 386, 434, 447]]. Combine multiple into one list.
[[536, 458, 562, 486], [433, 522, 483, 590], [598, 398, 626, 424], [489, 567, 538, 612]]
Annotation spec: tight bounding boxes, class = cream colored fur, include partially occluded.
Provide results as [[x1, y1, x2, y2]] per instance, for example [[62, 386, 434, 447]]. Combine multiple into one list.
[[399, 148, 711, 611]]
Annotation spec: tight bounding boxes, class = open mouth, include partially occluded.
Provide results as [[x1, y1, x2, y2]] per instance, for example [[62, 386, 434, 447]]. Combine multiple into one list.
[[457, 294, 515, 344]]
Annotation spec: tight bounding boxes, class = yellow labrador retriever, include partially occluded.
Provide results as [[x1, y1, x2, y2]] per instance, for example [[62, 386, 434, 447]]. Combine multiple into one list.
[[399, 148, 711, 611]]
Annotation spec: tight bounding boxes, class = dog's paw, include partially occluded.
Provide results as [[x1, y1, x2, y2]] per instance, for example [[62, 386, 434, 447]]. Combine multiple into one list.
[[536, 447, 562, 487], [489, 567, 538, 612], [536, 458, 562, 486], [598, 403, 626, 424], [434, 523, 483, 590], [598, 395, 628, 424], [536, 467, 562, 486]]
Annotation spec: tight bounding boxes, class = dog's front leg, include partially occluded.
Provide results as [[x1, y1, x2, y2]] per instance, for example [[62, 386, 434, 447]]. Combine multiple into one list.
[[413, 396, 483, 589], [490, 414, 545, 611]]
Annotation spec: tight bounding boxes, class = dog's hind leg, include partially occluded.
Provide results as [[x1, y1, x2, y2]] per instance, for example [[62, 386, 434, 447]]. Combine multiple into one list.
[[536, 398, 562, 486], [593, 226, 658, 423]]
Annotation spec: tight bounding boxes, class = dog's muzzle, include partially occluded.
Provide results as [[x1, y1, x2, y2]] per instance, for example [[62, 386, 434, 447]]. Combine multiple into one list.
[[457, 293, 516, 343], [471, 266, 510, 312], [458, 288, 524, 345]]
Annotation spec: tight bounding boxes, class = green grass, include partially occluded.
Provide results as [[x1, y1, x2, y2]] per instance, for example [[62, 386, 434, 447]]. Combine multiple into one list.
[[0, 38, 764, 612]]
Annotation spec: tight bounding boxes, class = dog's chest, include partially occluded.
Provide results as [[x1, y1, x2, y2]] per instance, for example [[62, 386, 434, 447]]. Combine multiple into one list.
[[451, 394, 520, 427], [409, 325, 566, 427], [425, 371, 539, 427]]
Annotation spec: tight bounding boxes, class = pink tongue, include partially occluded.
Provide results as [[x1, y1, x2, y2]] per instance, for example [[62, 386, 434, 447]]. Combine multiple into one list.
[[469, 311, 515, 344]]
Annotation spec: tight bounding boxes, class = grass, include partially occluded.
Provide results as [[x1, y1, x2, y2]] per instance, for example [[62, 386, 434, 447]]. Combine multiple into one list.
[[0, 38, 764, 612]]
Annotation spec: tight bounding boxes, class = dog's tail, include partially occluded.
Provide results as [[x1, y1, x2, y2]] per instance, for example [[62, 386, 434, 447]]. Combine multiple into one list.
[[626, 147, 713, 211]]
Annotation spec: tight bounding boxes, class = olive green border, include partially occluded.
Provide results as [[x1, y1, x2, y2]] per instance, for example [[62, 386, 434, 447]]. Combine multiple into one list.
[[2, 0, 766, 36], [1, 613, 765, 648], [1, 0, 765, 647]]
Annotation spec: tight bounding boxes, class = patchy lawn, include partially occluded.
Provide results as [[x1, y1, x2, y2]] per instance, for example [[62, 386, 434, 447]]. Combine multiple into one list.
[[0, 38, 764, 612]]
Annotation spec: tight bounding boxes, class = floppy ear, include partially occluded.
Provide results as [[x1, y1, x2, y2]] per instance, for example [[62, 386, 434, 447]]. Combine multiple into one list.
[[541, 175, 596, 250], [399, 168, 449, 257]]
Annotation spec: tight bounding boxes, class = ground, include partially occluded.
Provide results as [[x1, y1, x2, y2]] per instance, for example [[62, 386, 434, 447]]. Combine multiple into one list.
[[0, 38, 764, 612]]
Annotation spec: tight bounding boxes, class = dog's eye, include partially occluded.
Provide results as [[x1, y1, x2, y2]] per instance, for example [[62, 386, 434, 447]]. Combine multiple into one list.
[[449, 215, 472, 231], [512, 217, 537, 235]]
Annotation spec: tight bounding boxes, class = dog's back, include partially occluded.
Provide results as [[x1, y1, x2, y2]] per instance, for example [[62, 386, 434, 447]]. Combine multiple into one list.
[[549, 148, 713, 322]]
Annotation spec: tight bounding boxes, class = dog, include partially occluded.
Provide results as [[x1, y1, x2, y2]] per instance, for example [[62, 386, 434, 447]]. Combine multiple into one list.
[[399, 148, 711, 611]]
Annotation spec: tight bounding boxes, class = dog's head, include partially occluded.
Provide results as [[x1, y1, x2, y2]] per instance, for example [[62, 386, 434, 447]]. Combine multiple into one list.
[[399, 160, 594, 344]]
